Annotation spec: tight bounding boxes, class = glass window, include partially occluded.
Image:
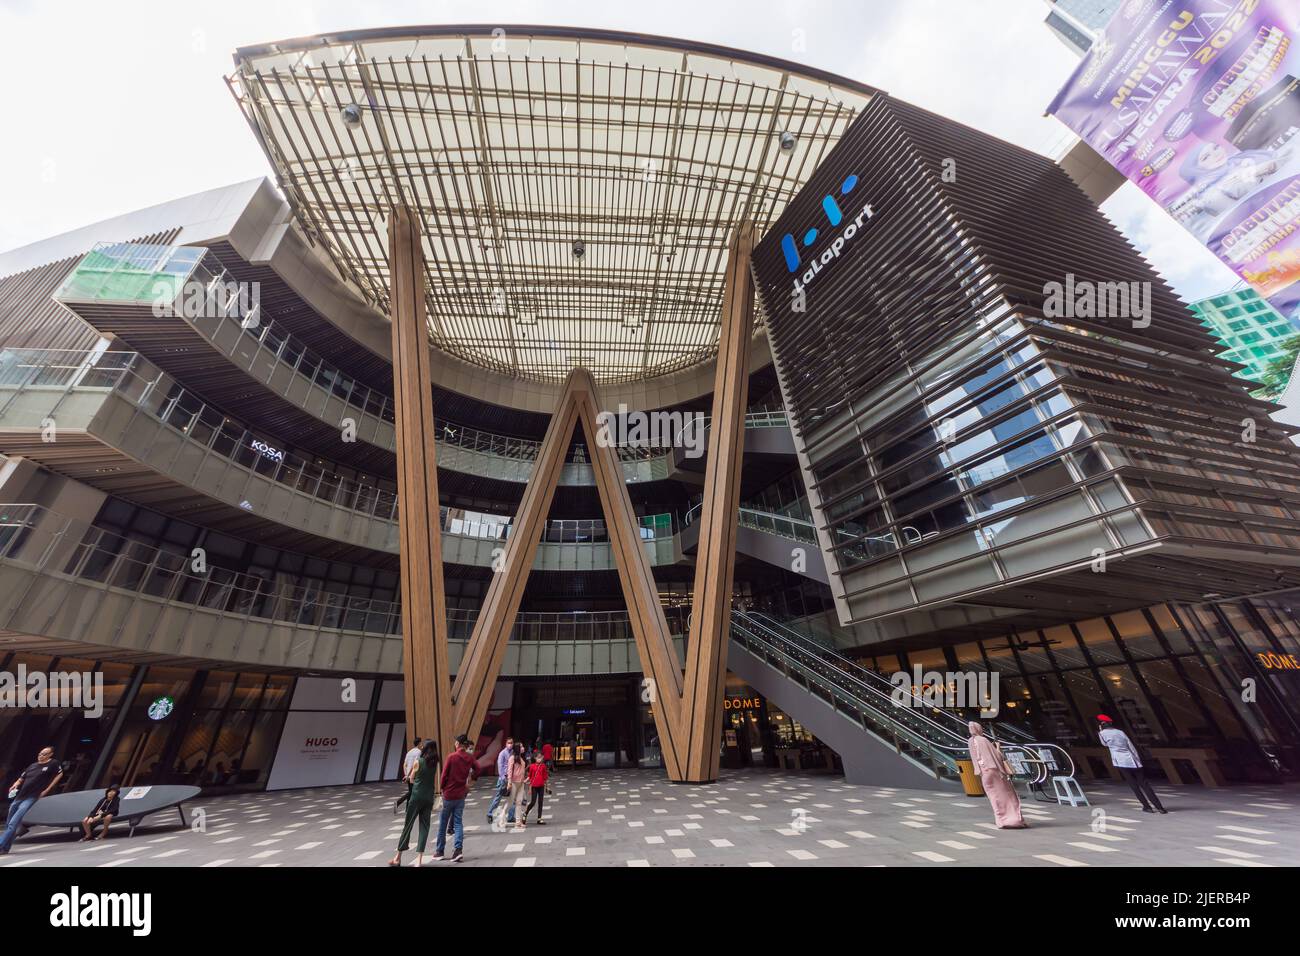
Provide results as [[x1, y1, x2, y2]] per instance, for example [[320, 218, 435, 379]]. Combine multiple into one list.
[[1097, 666, 1166, 745], [1074, 618, 1125, 664], [1148, 606, 1194, 653], [196, 671, 238, 710], [1059, 668, 1111, 737], [1110, 610, 1165, 660]]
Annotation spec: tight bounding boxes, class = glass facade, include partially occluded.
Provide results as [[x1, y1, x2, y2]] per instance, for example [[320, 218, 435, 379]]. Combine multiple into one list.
[[1189, 286, 1300, 387], [850, 600, 1300, 782]]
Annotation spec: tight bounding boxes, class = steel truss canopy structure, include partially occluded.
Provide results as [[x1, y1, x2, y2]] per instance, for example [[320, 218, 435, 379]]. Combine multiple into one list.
[[228, 25, 875, 384]]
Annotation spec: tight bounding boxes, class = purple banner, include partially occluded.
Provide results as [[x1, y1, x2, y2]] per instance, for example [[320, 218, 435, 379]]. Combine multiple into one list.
[[1048, 0, 1300, 315]]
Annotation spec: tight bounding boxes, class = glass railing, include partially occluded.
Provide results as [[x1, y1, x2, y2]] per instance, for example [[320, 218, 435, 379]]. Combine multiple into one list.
[[730, 609, 1069, 781], [56, 243, 397, 425], [682, 503, 818, 545], [441, 507, 676, 543], [743, 610, 1035, 742], [53, 243, 790, 467], [0, 347, 404, 523], [444, 409, 788, 465], [0, 503, 690, 641], [0, 348, 685, 542]]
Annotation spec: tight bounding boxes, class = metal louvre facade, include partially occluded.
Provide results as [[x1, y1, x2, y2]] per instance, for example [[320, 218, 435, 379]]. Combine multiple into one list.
[[753, 94, 1300, 638]]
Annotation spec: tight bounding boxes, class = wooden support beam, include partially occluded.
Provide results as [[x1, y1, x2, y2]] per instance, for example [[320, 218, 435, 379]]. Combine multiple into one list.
[[678, 222, 757, 782], [450, 382, 579, 738], [443, 224, 757, 784], [388, 206, 453, 765], [451, 369, 687, 777]]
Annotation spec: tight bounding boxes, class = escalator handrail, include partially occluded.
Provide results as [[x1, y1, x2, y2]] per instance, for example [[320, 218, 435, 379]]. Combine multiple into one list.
[[743, 610, 1036, 742], [731, 617, 1075, 780], [729, 617, 970, 767], [741, 611, 981, 730]]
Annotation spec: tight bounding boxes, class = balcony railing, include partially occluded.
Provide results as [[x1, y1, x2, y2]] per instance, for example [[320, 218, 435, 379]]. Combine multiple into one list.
[[53, 243, 789, 467], [0, 346, 403, 522], [56, 242, 397, 425], [682, 501, 819, 545], [0, 503, 690, 641]]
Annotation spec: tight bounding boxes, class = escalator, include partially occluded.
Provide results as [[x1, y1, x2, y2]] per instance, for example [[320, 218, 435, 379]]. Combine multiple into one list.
[[727, 609, 1071, 789]]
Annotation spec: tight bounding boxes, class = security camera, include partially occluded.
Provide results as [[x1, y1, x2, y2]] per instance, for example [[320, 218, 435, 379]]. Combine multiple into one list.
[[571, 239, 586, 260], [341, 104, 364, 129], [778, 130, 797, 153]]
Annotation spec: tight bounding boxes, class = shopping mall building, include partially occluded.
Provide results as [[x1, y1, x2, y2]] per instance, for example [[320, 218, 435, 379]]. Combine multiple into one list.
[[1, 26, 1298, 796]]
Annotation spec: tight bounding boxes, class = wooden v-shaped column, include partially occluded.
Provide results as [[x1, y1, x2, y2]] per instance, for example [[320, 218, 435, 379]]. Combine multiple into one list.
[[450, 369, 688, 779], [450, 224, 756, 783], [679, 221, 756, 781], [389, 205, 751, 782], [388, 206, 453, 765]]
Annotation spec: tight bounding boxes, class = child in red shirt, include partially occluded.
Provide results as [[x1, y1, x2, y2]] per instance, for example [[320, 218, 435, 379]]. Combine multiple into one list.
[[523, 754, 550, 825]]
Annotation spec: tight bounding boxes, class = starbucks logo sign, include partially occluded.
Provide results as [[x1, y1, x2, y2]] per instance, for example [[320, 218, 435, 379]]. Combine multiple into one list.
[[147, 696, 175, 721]]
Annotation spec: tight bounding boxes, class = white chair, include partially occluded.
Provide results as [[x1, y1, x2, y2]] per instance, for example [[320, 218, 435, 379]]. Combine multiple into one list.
[[1052, 775, 1089, 807]]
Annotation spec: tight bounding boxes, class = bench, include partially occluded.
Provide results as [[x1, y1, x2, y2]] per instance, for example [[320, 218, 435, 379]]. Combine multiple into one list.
[[1147, 748, 1226, 787], [21, 785, 201, 838], [1067, 747, 1123, 781]]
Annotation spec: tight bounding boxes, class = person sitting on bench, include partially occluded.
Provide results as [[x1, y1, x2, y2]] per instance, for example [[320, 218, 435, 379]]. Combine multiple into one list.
[[80, 785, 121, 841]]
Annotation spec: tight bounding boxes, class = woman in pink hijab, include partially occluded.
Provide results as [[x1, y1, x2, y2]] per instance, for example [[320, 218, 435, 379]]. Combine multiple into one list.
[[967, 721, 1027, 829]]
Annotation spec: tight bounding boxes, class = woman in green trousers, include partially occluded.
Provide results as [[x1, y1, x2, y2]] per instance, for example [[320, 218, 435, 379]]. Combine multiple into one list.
[[389, 741, 439, 867]]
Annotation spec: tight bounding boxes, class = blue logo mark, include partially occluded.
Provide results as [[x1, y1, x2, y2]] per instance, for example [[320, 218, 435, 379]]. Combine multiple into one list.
[[781, 174, 858, 272]]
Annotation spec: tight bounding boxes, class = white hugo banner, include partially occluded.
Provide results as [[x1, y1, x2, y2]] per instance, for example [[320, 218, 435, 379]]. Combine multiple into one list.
[[266, 711, 368, 790]]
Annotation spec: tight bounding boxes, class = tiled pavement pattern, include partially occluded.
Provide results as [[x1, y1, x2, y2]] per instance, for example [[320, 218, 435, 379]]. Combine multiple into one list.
[[4, 769, 1298, 867]]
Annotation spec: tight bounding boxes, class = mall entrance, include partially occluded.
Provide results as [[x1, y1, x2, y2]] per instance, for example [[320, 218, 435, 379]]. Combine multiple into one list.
[[509, 677, 648, 769]]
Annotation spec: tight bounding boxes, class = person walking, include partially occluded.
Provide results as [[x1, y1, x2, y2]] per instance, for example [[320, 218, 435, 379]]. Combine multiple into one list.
[[79, 784, 121, 841], [523, 751, 550, 826], [1097, 714, 1167, 814], [393, 737, 423, 815], [389, 741, 439, 867], [487, 735, 514, 827], [966, 721, 1027, 829], [504, 743, 529, 831], [1, 746, 64, 855], [433, 733, 480, 863], [541, 740, 554, 771]]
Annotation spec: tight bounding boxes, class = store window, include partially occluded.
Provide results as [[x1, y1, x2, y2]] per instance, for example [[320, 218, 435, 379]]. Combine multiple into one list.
[[0, 654, 136, 792], [1096, 666, 1166, 745]]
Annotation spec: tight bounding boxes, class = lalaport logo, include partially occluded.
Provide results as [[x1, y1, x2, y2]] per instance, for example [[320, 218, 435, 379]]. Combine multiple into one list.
[[781, 172, 875, 310]]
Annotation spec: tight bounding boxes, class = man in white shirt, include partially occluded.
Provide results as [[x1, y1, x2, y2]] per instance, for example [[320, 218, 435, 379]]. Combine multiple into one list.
[[1097, 715, 1166, 814], [393, 737, 423, 815]]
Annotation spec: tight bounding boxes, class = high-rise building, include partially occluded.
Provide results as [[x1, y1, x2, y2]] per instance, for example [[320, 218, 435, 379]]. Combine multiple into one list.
[[1, 26, 1298, 803], [1190, 287, 1300, 388], [1043, 0, 1122, 55]]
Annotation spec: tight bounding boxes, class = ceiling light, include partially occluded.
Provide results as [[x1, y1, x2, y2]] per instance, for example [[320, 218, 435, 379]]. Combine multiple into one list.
[[778, 130, 797, 152], [340, 104, 364, 129]]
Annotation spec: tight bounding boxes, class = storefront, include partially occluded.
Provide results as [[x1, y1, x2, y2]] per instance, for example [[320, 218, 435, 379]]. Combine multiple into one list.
[[854, 600, 1300, 783]]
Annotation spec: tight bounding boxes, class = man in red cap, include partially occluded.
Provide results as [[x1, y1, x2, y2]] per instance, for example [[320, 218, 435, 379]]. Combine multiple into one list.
[[1097, 715, 1166, 814]]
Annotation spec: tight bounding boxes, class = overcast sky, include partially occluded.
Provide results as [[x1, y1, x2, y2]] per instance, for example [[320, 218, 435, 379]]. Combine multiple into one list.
[[0, 0, 1237, 302]]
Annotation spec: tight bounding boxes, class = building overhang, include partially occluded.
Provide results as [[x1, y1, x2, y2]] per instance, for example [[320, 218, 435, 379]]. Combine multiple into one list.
[[227, 24, 875, 385]]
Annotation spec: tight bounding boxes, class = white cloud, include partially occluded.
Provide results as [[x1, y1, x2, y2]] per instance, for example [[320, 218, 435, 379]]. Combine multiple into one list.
[[0, 0, 1239, 305]]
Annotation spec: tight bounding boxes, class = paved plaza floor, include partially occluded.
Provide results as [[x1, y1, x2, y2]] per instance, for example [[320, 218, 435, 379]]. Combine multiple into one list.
[[3, 768, 1297, 868]]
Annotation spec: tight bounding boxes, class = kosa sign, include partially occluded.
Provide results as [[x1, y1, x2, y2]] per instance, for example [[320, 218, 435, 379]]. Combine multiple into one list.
[[781, 172, 875, 300]]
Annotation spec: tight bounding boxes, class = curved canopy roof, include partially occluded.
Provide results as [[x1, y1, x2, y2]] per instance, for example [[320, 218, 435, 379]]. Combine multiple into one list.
[[229, 25, 875, 384]]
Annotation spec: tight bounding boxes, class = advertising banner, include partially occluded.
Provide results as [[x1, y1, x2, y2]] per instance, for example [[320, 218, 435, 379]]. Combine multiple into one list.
[[1048, 0, 1300, 314], [266, 710, 368, 790]]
